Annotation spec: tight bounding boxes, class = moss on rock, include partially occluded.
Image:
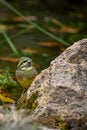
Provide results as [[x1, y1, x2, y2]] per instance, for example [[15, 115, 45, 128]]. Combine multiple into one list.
[[25, 91, 38, 112]]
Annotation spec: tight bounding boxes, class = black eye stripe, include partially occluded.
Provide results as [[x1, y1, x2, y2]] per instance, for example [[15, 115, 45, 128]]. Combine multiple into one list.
[[19, 60, 32, 69], [20, 60, 28, 66], [17, 59, 28, 69]]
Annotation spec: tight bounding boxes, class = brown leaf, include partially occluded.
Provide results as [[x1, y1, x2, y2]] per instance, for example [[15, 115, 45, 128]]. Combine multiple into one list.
[[50, 18, 79, 33], [13, 16, 37, 22], [0, 57, 19, 63], [39, 41, 66, 48], [59, 26, 79, 33], [48, 27, 59, 33]]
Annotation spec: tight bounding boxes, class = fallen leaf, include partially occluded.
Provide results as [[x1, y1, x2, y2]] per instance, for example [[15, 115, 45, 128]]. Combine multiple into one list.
[[12, 16, 37, 22], [0, 57, 19, 63], [50, 18, 79, 33], [51, 18, 64, 26], [22, 48, 38, 54], [70, 12, 84, 19], [48, 26, 79, 33], [0, 24, 15, 33], [59, 26, 79, 33], [0, 89, 15, 103], [0, 94, 15, 103], [60, 47, 66, 52], [39, 41, 66, 48], [48, 27, 58, 33]]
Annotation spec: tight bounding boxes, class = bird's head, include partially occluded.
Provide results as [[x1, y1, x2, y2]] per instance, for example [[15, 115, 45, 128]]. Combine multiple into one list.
[[17, 57, 32, 71]]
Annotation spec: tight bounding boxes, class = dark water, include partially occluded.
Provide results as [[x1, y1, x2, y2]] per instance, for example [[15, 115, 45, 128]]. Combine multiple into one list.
[[0, 0, 87, 72]]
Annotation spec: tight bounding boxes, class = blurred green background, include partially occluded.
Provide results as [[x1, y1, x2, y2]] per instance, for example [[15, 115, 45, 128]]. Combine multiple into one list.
[[0, 0, 87, 72]]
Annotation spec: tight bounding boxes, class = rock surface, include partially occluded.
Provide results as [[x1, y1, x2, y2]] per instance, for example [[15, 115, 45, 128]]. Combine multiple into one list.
[[26, 39, 87, 129]]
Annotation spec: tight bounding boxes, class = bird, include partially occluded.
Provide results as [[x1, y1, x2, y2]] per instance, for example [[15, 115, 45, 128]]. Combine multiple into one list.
[[16, 57, 38, 90]]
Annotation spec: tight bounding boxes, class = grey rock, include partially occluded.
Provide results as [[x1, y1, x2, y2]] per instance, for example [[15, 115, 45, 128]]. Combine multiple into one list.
[[26, 39, 87, 129]]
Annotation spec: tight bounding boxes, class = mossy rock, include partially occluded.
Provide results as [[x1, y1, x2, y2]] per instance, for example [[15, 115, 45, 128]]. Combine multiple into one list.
[[16, 91, 38, 112]]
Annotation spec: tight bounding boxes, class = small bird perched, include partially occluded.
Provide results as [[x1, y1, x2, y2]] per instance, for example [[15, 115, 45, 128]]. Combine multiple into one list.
[[16, 57, 38, 90]]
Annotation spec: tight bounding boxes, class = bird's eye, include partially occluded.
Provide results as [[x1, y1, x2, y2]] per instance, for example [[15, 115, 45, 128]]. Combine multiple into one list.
[[27, 61, 31, 67]]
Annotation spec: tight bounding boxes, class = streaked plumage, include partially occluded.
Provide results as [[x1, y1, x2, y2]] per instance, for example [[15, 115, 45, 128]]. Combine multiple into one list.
[[16, 57, 37, 89]]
